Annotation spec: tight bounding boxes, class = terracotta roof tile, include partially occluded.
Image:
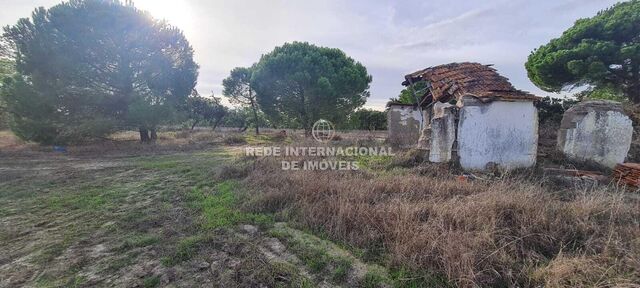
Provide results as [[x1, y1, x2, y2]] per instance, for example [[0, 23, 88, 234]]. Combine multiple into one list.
[[404, 62, 540, 104]]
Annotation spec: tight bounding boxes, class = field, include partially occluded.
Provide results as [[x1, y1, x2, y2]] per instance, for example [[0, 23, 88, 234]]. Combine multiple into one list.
[[0, 129, 639, 288]]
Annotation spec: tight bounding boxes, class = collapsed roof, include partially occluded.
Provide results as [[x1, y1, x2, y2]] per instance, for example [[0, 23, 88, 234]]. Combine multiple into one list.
[[403, 62, 540, 106]]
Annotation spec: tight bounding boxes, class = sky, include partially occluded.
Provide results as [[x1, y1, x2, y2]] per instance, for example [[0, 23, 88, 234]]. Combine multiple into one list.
[[0, 0, 624, 110]]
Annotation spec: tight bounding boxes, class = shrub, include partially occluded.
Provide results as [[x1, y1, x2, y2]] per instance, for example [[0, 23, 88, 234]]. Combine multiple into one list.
[[215, 163, 249, 181], [388, 148, 425, 168], [223, 134, 247, 145], [175, 130, 191, 139]]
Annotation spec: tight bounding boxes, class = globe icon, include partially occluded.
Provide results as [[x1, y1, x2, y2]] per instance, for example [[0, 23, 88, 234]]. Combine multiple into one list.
[[312, 119, 335, 142]]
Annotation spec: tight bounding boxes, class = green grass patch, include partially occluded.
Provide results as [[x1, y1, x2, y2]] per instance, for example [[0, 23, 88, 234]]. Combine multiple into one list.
[[117, 234, 160, 252], [188, 180, 272, 229], [35, 274, 55, 288], [106, 253, 140, 272], [295, 242, 330, 272], [44, 186, 127, 212], [137, 157, 182, 170], [143, 275, 161, 288], [361, 271, 389, 288], [35, 242, 69, 264], [269, 226, 354, 284], [35, 273, 87, 288], [136, 155, 186, 170], [255, 261, 316, 288], [1, 148, 255, 286], [223, 134, 247, 145], [32, 229, 80, 265], [274, 225, 449, 287], [355, 154, 394, 170], [270, 225, 439, 287], [389, 267, 453, 288], [161, 234, 215, 266], [34, 261, 88, 287], [64, 275, 88, 288], [331, 258, 353, 283]]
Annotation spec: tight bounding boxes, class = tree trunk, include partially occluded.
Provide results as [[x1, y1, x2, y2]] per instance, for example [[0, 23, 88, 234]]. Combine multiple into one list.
[[302, 113, 312, 137], [211, 118, 221, 131], [150, 129, 157, 142], [629, 63, 640, 103], [191, 120, 199, 131], [304, 124, 312, 137], [299, 90, 310, 137], [139, 127, 150, 143], [631, 87, 640, 104], [250, 99, 260, 135]]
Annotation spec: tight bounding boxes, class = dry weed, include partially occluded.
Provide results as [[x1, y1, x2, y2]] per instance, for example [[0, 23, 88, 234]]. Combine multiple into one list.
[[243, 155, 640, 287]]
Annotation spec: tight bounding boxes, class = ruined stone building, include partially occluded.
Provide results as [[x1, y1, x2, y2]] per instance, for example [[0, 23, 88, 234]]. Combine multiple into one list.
[[388, 62, 541, 170], [558, 100, 633, 168]]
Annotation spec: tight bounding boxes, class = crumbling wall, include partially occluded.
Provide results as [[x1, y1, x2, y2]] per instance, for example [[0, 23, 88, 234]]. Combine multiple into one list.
[[416, 109, 431, 150], [429, 102, 456, 162], [457, 96, 538, 170], [558, 100, 633, 168], [387, 105, 422, 148]]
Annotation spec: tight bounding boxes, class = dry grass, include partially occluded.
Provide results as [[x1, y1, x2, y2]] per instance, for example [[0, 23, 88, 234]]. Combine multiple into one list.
[[0, 129, 226, 158], [2, 127, 639, 286], [243, 155, 640, 287], [223, 134, 248, 145]]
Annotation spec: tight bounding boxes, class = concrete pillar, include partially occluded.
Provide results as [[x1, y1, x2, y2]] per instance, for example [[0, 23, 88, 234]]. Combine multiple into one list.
[[417, 108, 431, 150], [429, 102, 456, 162]]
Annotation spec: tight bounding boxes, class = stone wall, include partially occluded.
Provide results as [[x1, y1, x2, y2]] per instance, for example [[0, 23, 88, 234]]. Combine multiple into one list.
[[457, 96, 538, 170], [558, 100, 633, 168], [387, 105, 422, 148]]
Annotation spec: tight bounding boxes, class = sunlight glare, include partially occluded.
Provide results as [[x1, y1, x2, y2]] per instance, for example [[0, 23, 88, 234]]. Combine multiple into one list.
[[133, 0, 195, 34]]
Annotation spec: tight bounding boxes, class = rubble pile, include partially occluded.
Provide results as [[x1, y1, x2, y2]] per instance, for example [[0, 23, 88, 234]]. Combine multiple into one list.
[[544, 167, 609, 189], [614, 163, 640, 188]]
